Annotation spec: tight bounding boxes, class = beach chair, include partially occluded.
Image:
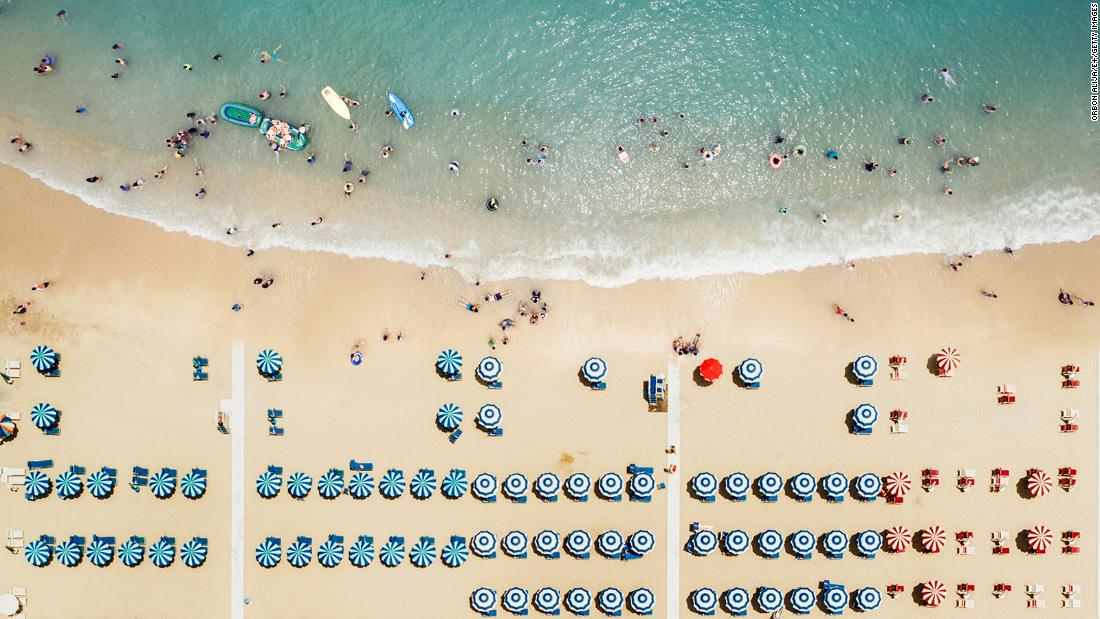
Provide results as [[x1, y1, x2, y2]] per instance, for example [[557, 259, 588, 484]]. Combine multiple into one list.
[[5, 529, 24, 552], [1026, 584, 1044, 596], [590, 380, 606, 391], [1062, 408, 1080, 422], [1060, 423, 1079, 433], [646, 374, 666, 408], [349, 460, 372, 472], [5, 411, 18, 421], [993, 546, 1010, 555], [216, 411, 229, 434], [193, 356, 209, 368], [955, 599, 974, 609], [1061, 364, 1081, 376], [269, 426, 285, 436], [851, 425, 872, 436], [1063, 585, 1080, 596], [69, 464, 86, 475], [193, 369, 209, 381], [27, 459, 53, 470], [1064, 599, 1082, 608], [448, 429, 463, 443], [1062, 546, 1080, 554], [267, 371, 283, 382], [487, 428, 503, 437], [267, 409, 283, 420], [4, 359, 20, 379], [1026, 599, 1046, 609], [1062, 378, 1081, 389]]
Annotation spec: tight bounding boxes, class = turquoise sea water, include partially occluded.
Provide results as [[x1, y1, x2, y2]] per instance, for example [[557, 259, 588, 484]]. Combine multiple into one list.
[[0, 1, 1097, 285]]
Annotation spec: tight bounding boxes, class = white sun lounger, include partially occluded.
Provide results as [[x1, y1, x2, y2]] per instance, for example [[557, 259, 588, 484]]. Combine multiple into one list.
[[3, 359, 19, 379]]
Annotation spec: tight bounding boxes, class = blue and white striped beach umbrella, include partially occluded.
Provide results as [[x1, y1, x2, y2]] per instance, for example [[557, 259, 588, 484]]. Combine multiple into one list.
[[853, 355, 878, 381], [789, 587, 817, 615], [597, 530, 624, 558], [149, 469, 177, 499], [57, 538, 82, 567], [181, 537, 208, 568], [437, 349, 463, 376], [823, 530, 849, 557], [181, 469, 207, 500], [723, 588, 750, 616], [287, 472, 313, 499], [789, 472, 816, 501], [822, 585, 849, 614], [757, 472, 783, 498], [317, 469, 345, 499], [854, 587, 882, 612], [256, 469, 283, 498], [441, 536, 468, 568], [24, 469, 51, 500], [722, 529, 750, 556], [25, 537, 52, 567], [88, 467, 116, 499], [535, 472, 561, 501], [441, 468, 468, 498], [476, 356, 502, 382], [534, 530, 560, 558], [790, 530, 816, 557], [688, 529, 718, 556], [629, 530, 655, 556], [477, 404, 502, 430], [852, 403, 879, 430], [724, 472, 750, 499], [565, 472, 592, 501], [856, 530, 882, 557], [318, 536, 345, 568], [437, 403, 463, 430], [756, 530, 783, 557], [56, 470, 83, 499], [536, 587, 563, 615], [287, 538, 312, 568], [349, 536, 374, 567], [822, 472, 849, 500], [149, 537, 175, 568], [255, 537, 281, 568], [30, 345, 58, 373], [691, 472, 718, 500], [471, 588, 498, 616], [629, 588, 655, 616], [119, 537, 144, 567], [691, 588, 718, 616], [410, 469, 437, 499], [30, 403, 59, 430], [348, 471, 374, 499], [409, 537, 436, 568], [379, 468, 405, 499], [379, 537, 404, 567], [88, 536, 114, 567], [598, 588, 624, 616], [566, 588, 592, 615], [565, 529, 591, 558], [503, 587, 530, 615], [756, 587, 783, 614], [598, 472, 624, 500], [854, 473, 882, 501], [470, 530, 497, 558], [503, 473, 528, 501], [582, 357, 607, 383], [629, 471, 656, 500], [502, 530, 528, 558], [256, 349, 282, 376], [738, 358, 764, 384]]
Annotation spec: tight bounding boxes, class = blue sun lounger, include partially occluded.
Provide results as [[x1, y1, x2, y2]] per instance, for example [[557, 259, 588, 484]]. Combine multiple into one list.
[[349, 460, 373, 472], [269, 426, 284, 436], [27, 459, 53, 470], [448, 429, 463, 443]]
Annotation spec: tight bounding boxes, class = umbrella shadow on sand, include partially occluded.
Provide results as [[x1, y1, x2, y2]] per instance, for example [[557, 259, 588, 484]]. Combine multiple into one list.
[[925, 355, 943, 376], [911, 584, 927, 606], [1015, 529, 1032, 553], [692, 367, 715, 387], [1015, 475, 1033, 499], [843, 363, 863, 386]]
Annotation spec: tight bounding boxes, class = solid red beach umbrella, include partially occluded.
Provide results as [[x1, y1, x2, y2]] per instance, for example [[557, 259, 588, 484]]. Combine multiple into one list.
[[1027, 469, 1053, 497], [885, 526, 911, 553], [884, 472, 911, 498], [921, 580, 947, 607], [921, 526, 946, 553], [936, 346, 960, 376], [698, 358, 723, 382], [1027, 525, 1053, 553]]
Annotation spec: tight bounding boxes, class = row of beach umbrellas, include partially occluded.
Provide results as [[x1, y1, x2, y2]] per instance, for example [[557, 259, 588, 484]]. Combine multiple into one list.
[[688, 584, 881, 615], [472, 586, 655, 616], [697, 357, 763, 385], [436, 350, 504, 384], [436, 403, 503, 433], [26, 534, 206, 568], [686, 528, 884, 559], [25, 467, 207, 501], [691, 471, 897, 502]]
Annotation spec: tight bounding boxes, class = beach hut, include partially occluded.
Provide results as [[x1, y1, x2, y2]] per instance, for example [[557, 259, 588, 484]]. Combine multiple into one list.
[[687, 529, 717, 556], [24, 469, 51, 500], [737, 358, 763, 388], [318, 535, 345, 568], [854, 472, 882, 501], [885, 525, 911, 552], [119, 536, 145, 567], [723, 472, 750, 501], [472, 472, 498, 502], [936, 347, 960, 377], [88, 466, 117, 499], [348, 471, 375, 499], [30, 403, 59, 432], [756, 472, 783, 502], [852, 355, 878, 386], [582, 357, 608, 389], [756, 530, 783, 559], [597, 472, 624, 501], [597, 530, 625, 558], [789, 530, 815, 559], [597, 588, 624, 616], [821, 584, 849, 615], [149, 536, 176, 568], [181, 537, 208, 568], [287, 536, 313, 568], [723, 588, 749, 617], [502, 530, 528, 558], [442, 468, 468, 499], [181, 468, 208, 500], [256, 349, 282, 378], [822, 472, 849, 502], [698, 358, 723, 383], [25, 536, 53, 567], [690, 587, 717, 616], [437, 403, 463, 431], [502, 473, 529, 502], [349, 535, 375, 567], [534, 530, 561, 559], [476, 356, 503, 388], [287, 471, 313, 499], [409, 536, 436, 568], [437, 348, 463, 380], [691, 472, 717, 502], [854, 587, 882, 612], [255, 537, 281, 568], [30, 345, 59, 375], [410, 468, 437, 500], [565, 588, 592, 615], [441, 535, 468, 568], [722, 530, 750, 556], [855, 530, 883, 558], [470, 530, 497, 559], [628, 530, 655, 557], [755, 587, 783, 614], [789, 473, 816, 502], [920, 580, 947, 607], [502, 587, 530, 615], [149, 468, 178, 499], [0, 414, 15, 442], [535, 472, 561, 502], [477, 404, 503, 435], [565, 473, 592, 501], [628, 468, 656, 502], [379, 468, 406, 499], [471, 587, 498, 616], [535, 587, 563, 615], [379, 536, 404, 567], [56, 470, 83, 499], [921, 526, 946, 553], [884, 471, 911, 501], [1027, 525, 1053, 553], [822, 530, 849, 559], [87, 535, 115, 567], [56, 536, 83, 567], [851, 403, 879, 434], [256, 467, 284, 498], [564, 530, 591, 559], [628, 588, 654, 616], [789, 588, 816, 615], [1027, 469, 1053, 497]]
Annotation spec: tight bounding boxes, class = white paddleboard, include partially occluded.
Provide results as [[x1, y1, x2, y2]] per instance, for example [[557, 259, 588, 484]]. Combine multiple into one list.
[[320, 86, 352, 120]]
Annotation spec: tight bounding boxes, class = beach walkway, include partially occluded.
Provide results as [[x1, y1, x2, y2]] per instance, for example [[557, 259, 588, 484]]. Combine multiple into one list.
[[666, 357, 682, 619], [228, 340, 245, 619]]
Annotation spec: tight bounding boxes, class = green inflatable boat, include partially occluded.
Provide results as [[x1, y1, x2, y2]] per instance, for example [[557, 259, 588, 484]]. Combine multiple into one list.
[[219, 102, 309, 151]]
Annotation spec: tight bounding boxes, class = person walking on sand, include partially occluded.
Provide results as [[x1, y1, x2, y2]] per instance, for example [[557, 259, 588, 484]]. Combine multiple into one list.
[[981, 289, 998, 299], [834, 304, 855, 323]]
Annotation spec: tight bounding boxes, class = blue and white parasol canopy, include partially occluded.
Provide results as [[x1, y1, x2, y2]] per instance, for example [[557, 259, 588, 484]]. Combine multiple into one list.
[[854, 587, 882, 612], [756, 587, 784, 614], [256, 349, 282, 376], [24, 469, 51, 500], [409, 536, 436, 568], [348, 471, 375, 499], [56, 470, 83, 499], [255, 537, 281, 568], [856, 529, 883, 557], [597, 530, 624, 558], [534, 472, 561, 500], [476, 356, 502, 382], [287, 471, 313, 499], [691, 472, 718, 500], [181, 469, 207, 500], [318, 536, 345, 568], [317, 469, 345, 499], [437, 349, 463, 376], [566, 588, 592, 615], [738, 357, 764, 383], [471, 588, 498, 616], [688, 529, 718, 556], [437, 403, 463, 430], [57, 537, 83, 567], [822, 585, 849, 615], [379, 468, 405, 499], [535, 587, 563, 615], [757, 472, 783, 498], [756, 529, 783, 557], [470, 530, 497, 558], [88, 467, 116, 499], [691, 587, 717, 615], [441, 536, 468, 568], [854, 473, 882, 501], [597, 472, 624, 500], [501, 530, 528, 558], [852, 403, 879, 430], [502, 587, 530, 615], [565, 472, 592, 500], [30, 345, 58, 373], [287, 537, 313, 568], [533, 530, 560, 558], [629, 588, 655, 616], [723, 588, 750, 616], [441, 468, 468, 498], [789, 530, 816, 557], [582, 357, 607, 382], [119, 536, 144, 567], [502, 473, 528, 501], [789, 587, 817, 615], [410, 468, 437, 500], [598, 588, 624, 616], [149, 537, 175, 568], [853, 355, 878, 381], [629, 471, 656, 500], [349, 536, 375, 567], [25, 536, 52, 567], [789, 472, 817, 500], [823, 530, 849, 557], [476, 404, 502, 430], [30, 402, 59, 430], [722, 529, 750, 555], [724, 472, 750, 499], [149, 468, 177, 499], [564, 529, 591, 558], [88, 536, 114, 567], [629, 529, 655, 556], [822, 472, 849, 499], [256, 469, 283, 498], [181, 537, 208, 568]]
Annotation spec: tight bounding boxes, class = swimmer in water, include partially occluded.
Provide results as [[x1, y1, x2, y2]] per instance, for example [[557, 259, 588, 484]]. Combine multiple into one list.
[[258, 45, 282, 64], [944, 187, 954, 196], [888, 168, 897, 177], [538, 144, 550, 155], [450, 108, 460, 118], [817, 212, 828, 224], [648, 144, 660, 153], [899, 137, 912, 145], [520, 139, 529, 147], [939, 67, 956, 88], [343, 156, 352, 173], [358, 170, 369, 183], [941, 160, 953, 174], [348, 121, 358, 132], [343, 182, 354, 197], [777, 207, 788, 214], [921, 94, 934, 104], [933, 135, 945, 146], [983, 103, 997, 113], [114, 57, 127, 67], [279, 85, 287, 98], [448, 160, 460, 172], [658, 129, 669, 138], [306, 151, 316, 165], [864, 161, 879, 172], [678, 112, 686, 119], [212, 53, 223, 61], [259, 90, 271, 101], [55, 9, 68, 24], [637, 116, 647, 126]]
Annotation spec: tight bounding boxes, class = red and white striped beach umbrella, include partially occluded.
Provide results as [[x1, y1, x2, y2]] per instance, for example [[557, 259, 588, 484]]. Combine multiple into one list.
[[1027, 525, 1053, 553], [885, 526, 911, 553], [1027, 470, 1053, 497], [936, 347, 960, 375], [884, 472, 911, 498], [921, 526, 947, 553], [921, 580, 947, 607]]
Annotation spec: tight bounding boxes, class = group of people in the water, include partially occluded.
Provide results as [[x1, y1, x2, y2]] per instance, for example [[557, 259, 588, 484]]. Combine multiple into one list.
[[32, 54, 55, 74], [519, 139, 552, 167]]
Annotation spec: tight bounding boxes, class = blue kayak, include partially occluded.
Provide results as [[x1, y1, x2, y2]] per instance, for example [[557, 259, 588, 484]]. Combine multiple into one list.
[[387, 92, 415, 129]]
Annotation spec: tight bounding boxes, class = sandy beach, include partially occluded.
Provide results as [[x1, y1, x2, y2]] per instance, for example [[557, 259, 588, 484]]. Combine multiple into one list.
[[0, 162, 1097, 617]]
